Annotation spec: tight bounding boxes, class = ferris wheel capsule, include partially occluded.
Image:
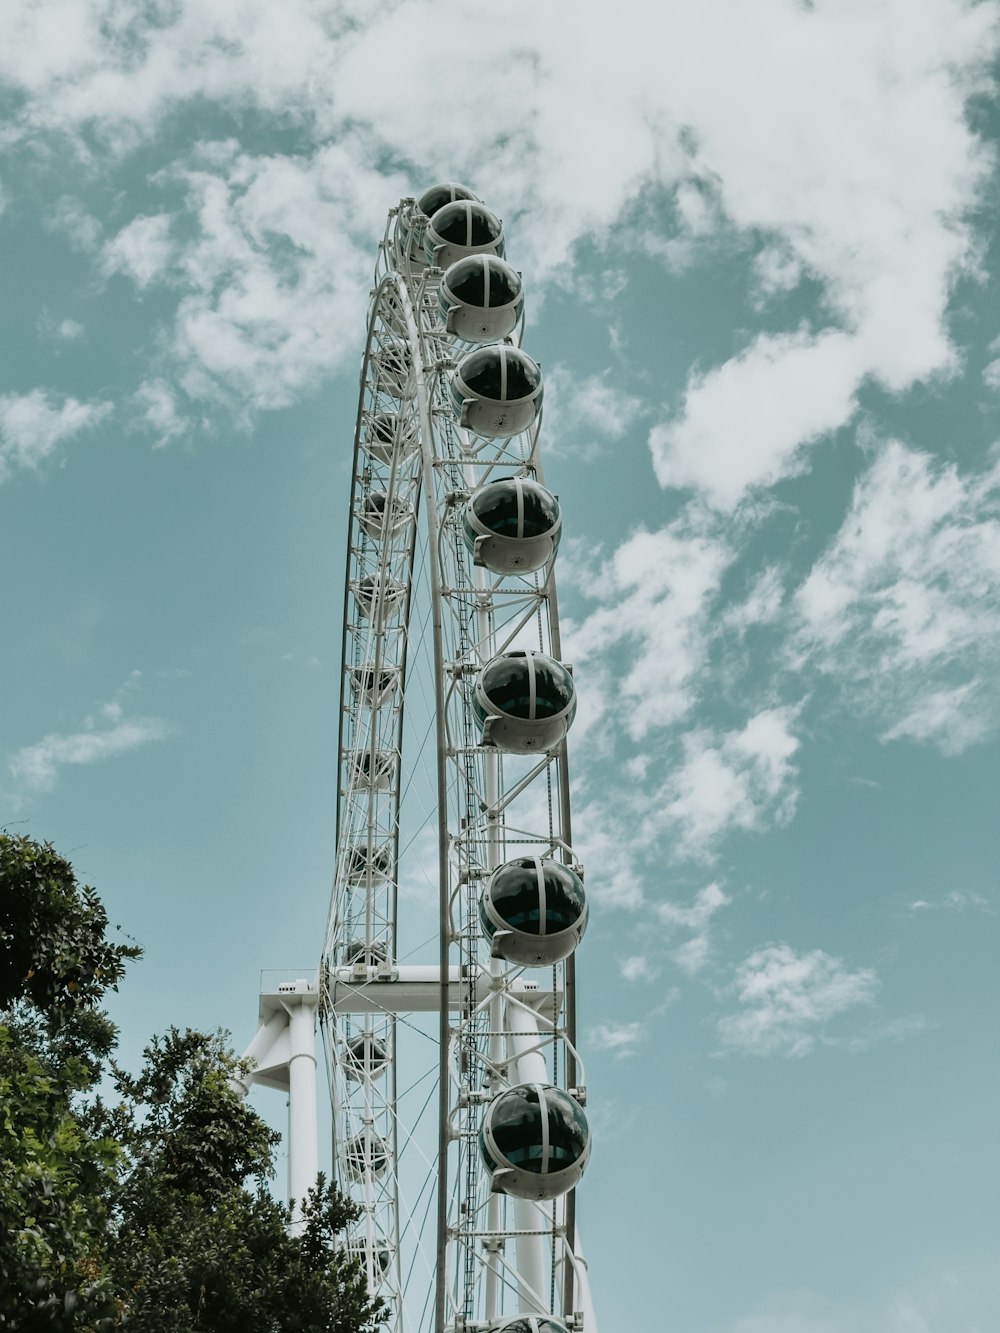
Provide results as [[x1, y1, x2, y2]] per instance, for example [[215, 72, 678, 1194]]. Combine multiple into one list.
[[473, 650, 576, 753], [425, 200, 505, 270], [342, 938, 389, 966], [350, 665, 397, 707], [481, 856, 588, 966], [463, 476, 561, 574], [348, 1238, 393, 1276], [348, 749, 395, 791], [402, 182, 480, 265], [344, 1130, 389, 1181], [451, 345, 543, 439], [358, 489, 414, 541], [354, 573, 406, 622], [372, 338, 412, 398], [438, 254, 524, 343], [363, 411, 417, 464], [345, 844, 391, 885], [344, 1033, 390, 1081], [480, 1083, 591, 1200]]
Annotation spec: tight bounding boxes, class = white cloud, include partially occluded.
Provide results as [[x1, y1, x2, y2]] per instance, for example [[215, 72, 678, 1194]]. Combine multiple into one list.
[[126, 141, 405, 414], [37, 311, 85, 342], [10, 711, 171, 794], [102, 213, 175, 288], [45, 196, 102, 252], [794, 440, 1000, 753], [0, 389, 111, 479], [588, 1019, 648, 1059], [908, 889, 992, 915], [619, 954, 659, 984], [717, 944, 878, 1058], [0, 0, 990, 444], [657, 882, 731, 974], [721, 565, 785, 635], [657, 708, 801, 861], [542, 364, 645, 458], [752, 243, 803, 302], [650, 329, 862, 511], [134, 379, 190, 447], [565, 509, 733, 740]]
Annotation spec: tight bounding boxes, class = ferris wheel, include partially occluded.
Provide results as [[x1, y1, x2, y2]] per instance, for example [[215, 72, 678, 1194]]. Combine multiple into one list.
[[242, 185, 597, 1333]]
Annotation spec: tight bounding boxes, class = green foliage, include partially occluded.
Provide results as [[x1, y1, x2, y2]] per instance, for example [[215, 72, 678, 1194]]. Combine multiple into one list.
[[0, 1028, 120, 1331], [100, 1028, 378, 1332], [0, 834, 140, 1041], [1, 835, 380, 1333], [0, 834, 134, 1329]]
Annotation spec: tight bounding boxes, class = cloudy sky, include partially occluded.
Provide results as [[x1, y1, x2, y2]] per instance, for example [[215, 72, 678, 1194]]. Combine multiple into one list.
[[3, 2, 1000, 1329]]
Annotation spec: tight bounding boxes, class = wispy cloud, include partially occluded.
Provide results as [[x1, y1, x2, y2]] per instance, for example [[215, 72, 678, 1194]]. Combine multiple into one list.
[[793, 440, 1000, 754], [657, 708, 801, 861], [133, 379, 191, 447], [588, 1020, 649, 1060], [9, 694, 171, 794], [619, 954, 660, 984], [541, 363, 645, 459], [717, 944, 878, 1058], [565, 508, 733, 741], [657, 882, 731, 974], [651, 328, 862, 511], [37, 310, 85, 342], [102, 213, 175, 288], [0, 389, 111, 480], [908, 890, 993, 915]]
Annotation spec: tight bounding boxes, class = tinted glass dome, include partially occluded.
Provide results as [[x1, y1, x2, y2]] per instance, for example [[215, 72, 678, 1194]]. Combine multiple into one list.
[[484, 858, 586, 937], [481, 651, 574, 721], [346, 844, 390, 878], [342, 938, 388, 965], [344, 1132, 388, 1178], [351, 666, 395, 694], [417, 182, 479, 218], [470, 478, 560, 540], [458, 347, 541, 403], [355, 574, 405, 616], [480, 1084, 590, 1196], [429, 200, 502, 249], [445, 255, 522, 310], [345, 1033, 388, 1072]]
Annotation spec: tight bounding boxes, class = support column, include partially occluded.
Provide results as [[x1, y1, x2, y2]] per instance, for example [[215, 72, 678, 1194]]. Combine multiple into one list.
[[506, 1002, 548, 1314], [286, 995, 319, 1225]]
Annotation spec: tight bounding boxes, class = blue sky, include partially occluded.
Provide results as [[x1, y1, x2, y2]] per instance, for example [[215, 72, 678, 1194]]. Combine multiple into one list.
[[2, 2, 1000, 1329]]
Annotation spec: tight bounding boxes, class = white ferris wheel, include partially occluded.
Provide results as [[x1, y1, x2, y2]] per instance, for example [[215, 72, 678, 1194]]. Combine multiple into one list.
[[241, 184, 598, 1333]]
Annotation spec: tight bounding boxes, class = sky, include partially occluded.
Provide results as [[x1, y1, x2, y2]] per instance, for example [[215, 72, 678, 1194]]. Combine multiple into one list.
[[2, 1, 1000, 1329]]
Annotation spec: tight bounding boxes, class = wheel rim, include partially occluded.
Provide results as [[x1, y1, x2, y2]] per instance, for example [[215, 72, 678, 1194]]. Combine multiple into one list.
[[322, 196, 591, 1333]]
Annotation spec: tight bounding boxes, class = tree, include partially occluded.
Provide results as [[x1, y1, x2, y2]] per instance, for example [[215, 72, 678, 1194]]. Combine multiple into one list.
[[100, 1029, 379, 1332], [0, 833, 136, 1330], [0, 834, 380, 1333]]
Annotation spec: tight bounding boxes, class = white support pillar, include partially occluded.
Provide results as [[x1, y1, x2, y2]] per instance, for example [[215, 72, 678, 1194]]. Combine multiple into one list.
[[237, 976, 320, 1229], [506, 1001, 549, 1315], [286, 994, 319, 1223]]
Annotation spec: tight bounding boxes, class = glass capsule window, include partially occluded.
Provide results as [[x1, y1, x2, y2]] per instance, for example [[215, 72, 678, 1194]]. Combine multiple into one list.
[[459, 346, 541, 402], [471, 478, 559, 539], [482, 1085, 589, 1176], [417, 182, 479, 218], [480, 652, 574, 721], [344, 1133, 388, 1177], [488, 858, 586, 935], [430, 200, 502, 248], [445, 255, 522, 310], [351, 667, 395, 694]]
